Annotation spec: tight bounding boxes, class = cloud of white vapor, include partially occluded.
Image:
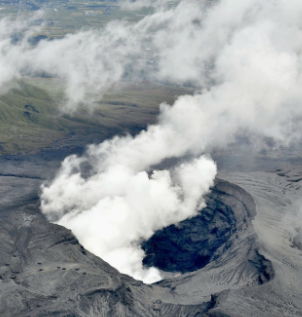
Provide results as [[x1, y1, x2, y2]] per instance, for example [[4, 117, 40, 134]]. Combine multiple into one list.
[[0, 13, 44, 88], [41, 154, 216, 283], [14, 0, 302, 282], [0, 17, 144, 111], [0, 0, 302, 115]]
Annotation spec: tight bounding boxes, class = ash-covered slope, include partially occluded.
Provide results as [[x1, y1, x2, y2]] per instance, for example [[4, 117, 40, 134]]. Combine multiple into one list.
[[0, 165, 273, 317], [209, 165, 302, 317], [0, 200, 214, 317]]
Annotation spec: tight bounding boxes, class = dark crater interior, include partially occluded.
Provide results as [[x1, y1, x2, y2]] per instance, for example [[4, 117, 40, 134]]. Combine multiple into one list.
[[142, 179, 262, 274]]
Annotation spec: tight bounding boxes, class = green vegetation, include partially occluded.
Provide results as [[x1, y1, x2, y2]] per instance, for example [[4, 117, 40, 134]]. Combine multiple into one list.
[[0, 77, 192, 155]]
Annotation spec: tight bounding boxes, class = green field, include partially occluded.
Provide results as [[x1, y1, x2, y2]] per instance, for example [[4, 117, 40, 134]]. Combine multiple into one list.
[[0, 77, 192, 155]]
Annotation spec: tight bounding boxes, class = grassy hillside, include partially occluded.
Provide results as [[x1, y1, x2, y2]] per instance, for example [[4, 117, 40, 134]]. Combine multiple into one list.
[[0, 78, 192, 155]]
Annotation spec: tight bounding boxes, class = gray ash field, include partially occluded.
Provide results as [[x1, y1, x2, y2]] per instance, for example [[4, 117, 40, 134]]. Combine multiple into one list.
[[0, 145, 301, 316]]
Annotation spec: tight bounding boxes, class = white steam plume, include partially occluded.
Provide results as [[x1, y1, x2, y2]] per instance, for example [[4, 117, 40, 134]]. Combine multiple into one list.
[[0, 0, 300, 282], [41, 154, 216, 283], [2, 0, 294, 110]]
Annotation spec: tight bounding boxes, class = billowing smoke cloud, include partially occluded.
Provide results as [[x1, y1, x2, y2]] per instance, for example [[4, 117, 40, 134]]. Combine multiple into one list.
[[41, 154, 216, 282], [42, 0, 302, 281], [2, 0, 302, 282], [3, 0, 296, 110], [0, 16, 144, 111], [1, 1, 222, 109], [1, 0, 302, 115]]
